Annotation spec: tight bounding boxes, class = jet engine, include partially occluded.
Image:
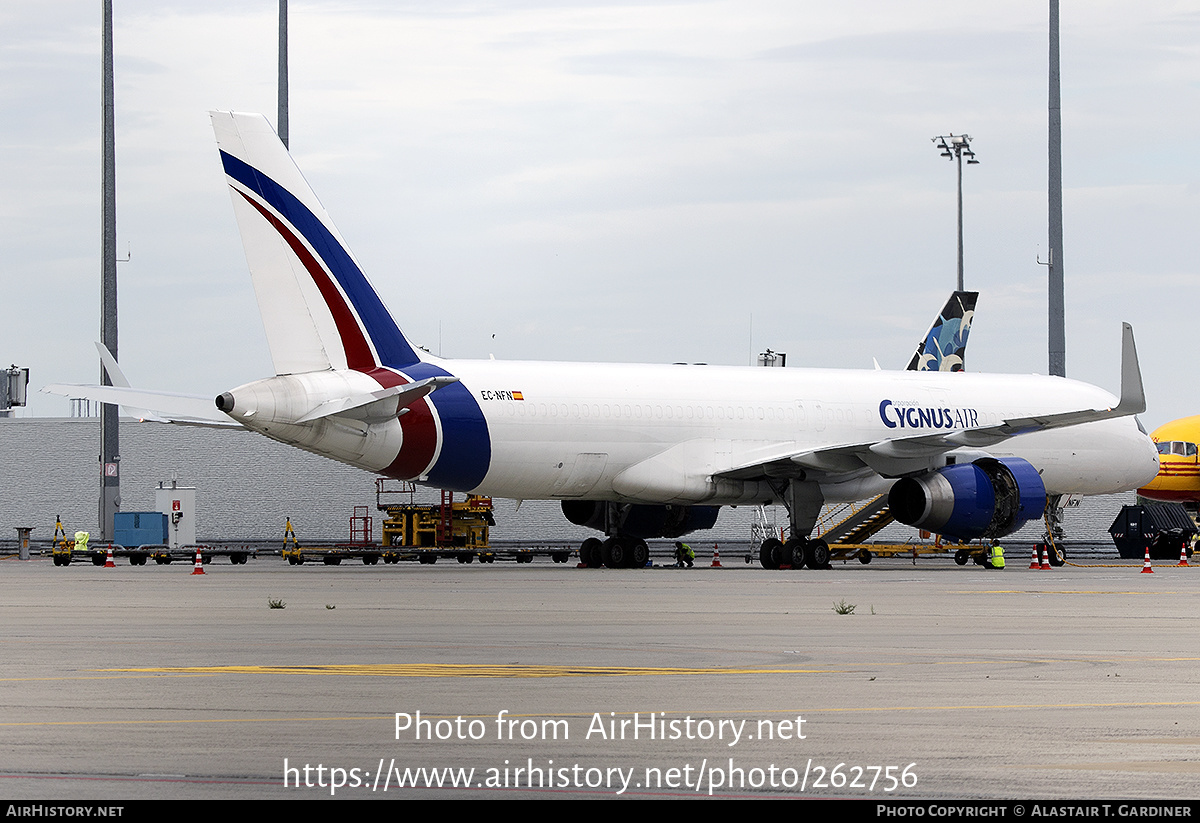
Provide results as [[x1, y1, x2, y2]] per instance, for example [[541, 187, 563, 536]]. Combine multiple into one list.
[[887, 457, 1046, 541], [561, 501, 719, 539]]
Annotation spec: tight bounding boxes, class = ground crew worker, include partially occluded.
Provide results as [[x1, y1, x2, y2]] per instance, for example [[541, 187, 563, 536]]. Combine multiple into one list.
[[987, 545, 1005, 569], [673, 541, 694, 568]]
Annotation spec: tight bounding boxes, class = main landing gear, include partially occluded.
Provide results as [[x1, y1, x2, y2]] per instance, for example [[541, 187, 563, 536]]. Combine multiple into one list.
[[758, 536, 832, 570], [756, 478, 832, 571], [578, 535, 651, 569]]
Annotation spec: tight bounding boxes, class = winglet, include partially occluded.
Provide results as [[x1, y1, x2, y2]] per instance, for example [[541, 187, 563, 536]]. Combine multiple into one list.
[[1115, 322, 1146, 415], [93, 341, 171, 423], [95, 342, 130, 388]]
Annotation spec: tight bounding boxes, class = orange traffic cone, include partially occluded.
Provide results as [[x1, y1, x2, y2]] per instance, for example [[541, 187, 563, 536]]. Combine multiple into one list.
[[1040, 546, 1052, 570], [104, 546, 116, 568], [1140, 546, 1154, 574], [1178, 544, 1190, 567], [711, 545, 723, 567], [191, 549, 205, 575], [1029, 546, 1040, 569]]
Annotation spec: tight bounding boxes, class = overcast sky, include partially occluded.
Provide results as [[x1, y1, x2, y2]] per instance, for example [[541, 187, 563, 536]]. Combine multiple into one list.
[[2, 1, 1197, 430]]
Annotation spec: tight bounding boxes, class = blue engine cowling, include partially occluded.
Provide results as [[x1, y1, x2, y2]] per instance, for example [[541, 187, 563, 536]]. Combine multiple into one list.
[[887, 457, 1047, 541], [560, 501, 720, 539]]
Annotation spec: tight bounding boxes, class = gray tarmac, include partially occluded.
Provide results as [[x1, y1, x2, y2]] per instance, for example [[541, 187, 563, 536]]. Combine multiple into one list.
[[1, 553, 1198, 800]]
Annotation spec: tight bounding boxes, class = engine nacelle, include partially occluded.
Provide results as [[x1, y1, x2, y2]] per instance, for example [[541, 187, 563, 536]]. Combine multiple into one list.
[[560, 501, 719, 539], [888, 457, 1046, 541]]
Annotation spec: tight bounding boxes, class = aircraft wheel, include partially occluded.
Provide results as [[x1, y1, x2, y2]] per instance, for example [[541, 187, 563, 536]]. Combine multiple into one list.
[[1047, 544, 1065, 566], [629, 539, 650, 568], [601, 537, 627, 569], [759, 538, 782, 570], [955, 549, 969, 566], [805, 539, 831, 570], [858, 549, 872, 565], [580, 537, 603, 568], [784, 537, 807, 569]]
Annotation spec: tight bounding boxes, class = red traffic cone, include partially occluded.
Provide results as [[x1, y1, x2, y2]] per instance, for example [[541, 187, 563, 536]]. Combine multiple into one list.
[[1140, 546, 1154, 574], [1178, 543, 1190, 567], [191, 549, 206, 575], [1029, 546, 1040, 569], [1039, 545, 1052, 570], [711, 545, 723, 568], [104, 546, 116, 568]]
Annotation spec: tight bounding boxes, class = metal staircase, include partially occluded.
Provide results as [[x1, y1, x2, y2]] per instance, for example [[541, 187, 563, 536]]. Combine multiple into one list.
[[815, 495, 895, 544]]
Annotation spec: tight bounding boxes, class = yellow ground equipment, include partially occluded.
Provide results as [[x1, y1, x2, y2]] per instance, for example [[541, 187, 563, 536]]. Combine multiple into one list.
[[377, 480, 493, 555]]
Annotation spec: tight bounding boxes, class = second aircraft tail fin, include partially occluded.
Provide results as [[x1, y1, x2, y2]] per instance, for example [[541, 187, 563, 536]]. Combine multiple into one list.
[[907, 291, 978, 372]]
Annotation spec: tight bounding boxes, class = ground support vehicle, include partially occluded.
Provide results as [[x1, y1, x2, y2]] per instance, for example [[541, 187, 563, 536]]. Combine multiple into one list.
[[51, 542, 255, 566]]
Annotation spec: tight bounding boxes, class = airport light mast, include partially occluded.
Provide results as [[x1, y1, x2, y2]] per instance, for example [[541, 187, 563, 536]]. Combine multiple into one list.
[[100, 0, 120, 541], [932, 134, 979, 292], [1047, 0, 1066, 377], [278, 0, 288, 149]]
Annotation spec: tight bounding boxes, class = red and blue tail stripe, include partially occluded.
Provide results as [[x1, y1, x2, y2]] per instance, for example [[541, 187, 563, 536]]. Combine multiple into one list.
[[220, 144, 491, 491], [220, 149, 420, 370]]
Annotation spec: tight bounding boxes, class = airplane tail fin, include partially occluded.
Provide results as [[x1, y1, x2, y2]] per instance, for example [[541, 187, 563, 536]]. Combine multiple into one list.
[[907, 291, 978, 372], [210, 111, 423, 375]]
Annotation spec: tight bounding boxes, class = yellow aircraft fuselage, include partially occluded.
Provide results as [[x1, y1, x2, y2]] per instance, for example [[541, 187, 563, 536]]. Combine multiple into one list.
[[1140, 415, 1200, 503]]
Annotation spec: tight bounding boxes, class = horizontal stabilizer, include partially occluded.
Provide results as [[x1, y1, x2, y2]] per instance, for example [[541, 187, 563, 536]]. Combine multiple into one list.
[[292, 375, 459, 423]]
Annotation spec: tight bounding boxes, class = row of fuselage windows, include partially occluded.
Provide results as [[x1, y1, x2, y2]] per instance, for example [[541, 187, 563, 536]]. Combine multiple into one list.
[[496, 401, 823, 423], [493, 400, 1003, 429]]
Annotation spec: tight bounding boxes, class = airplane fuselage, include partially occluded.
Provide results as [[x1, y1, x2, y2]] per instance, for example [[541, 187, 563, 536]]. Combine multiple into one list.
[[220, 359, 1160, 507]]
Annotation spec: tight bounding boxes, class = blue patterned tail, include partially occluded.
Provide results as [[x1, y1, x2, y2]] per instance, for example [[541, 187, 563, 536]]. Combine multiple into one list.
[[907, 291, 978, 372]]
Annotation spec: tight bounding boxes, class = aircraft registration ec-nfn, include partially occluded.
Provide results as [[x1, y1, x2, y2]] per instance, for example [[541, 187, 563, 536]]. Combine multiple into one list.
[[46, 112, 1160, 570]]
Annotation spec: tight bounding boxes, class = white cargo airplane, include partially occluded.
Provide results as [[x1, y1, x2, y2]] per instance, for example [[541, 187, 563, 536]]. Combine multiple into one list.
[[47, 112, 1159, 569]]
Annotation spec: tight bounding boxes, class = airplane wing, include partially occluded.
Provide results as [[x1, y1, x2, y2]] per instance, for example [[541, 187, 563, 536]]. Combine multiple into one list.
[[42, 343, 240, 427], [41, 384, 240, 428], [719, 322, 1146, 481]]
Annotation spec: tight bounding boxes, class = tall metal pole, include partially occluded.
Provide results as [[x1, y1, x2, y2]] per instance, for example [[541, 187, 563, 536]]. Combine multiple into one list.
[[956, 149, 964, 292], [278, 0, 288, 149], [1047, 0, 1066, 377], [100, 0, 120, 539]]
